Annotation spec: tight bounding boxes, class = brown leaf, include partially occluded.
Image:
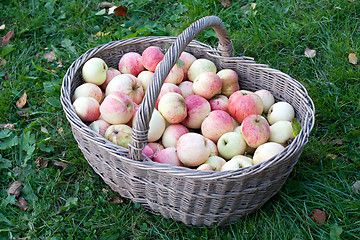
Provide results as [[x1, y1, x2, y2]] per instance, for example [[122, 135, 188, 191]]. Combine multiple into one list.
[[114, 5, 128, 17], [95, 31, 111, 37], [310, 209, 326, 224], [16, 91, 27, 108], [35, 157, 49, 168], [58, 127, 64, 134], [0, 123, 14, 129], [220, 0, 231, 7], [7, 180, 23, 198], [352, 181, 360, 194], [4, 72, 9, 81], [305, 47, 316, 58], [16, 197, 28, 211], [53, 159, 69, 169], [100, 1, 114, 8], [43, 49, 56, 62], [349, 53, 358, 64], [0, 58, 6, 66], [1, 30, 14, 45]]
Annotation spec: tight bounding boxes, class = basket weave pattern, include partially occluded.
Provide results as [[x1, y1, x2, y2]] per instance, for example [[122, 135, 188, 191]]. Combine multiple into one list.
[[60, 16, 315, 226]]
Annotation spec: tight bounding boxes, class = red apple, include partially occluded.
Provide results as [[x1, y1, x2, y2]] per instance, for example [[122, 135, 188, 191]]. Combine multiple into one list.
[[118, 52, 144, 76], [228, 90, 264, 123], [192, 72, 222, 100], [209, 94, 229, 113], [158, 92, 187, 124], [181, 95, 211, 129], [100, 92, 134, 125], [217, 69, 240, 97], [161, 124, 189, 148], [241, 114, 270, 148], [155, 83, 182, 109], [73, 97, 100, 122], [153, 147, 183, 166], [201, 110, 234, 143], [72, 83, 103, 103], [141, 46, 164, 72]]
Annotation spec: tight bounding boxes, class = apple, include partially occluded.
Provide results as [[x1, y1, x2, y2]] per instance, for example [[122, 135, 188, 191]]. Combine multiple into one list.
[[73, 97, 100, 122], [192, 72, 222, 100], [205, 138, 218, 156], [161, 63, 184, 85], [176, 133, 211, 167], [217, 132, 247, 160], [220, 155, 253, 171], [72, 83, 103, 103], [179, 51, 197, 80], [187, 58, 217, 82], [89, 119, 111, 137], [217, 69, 240, 97], [181, 95, 211, 129], [104, 124, 132, 148], [155, 83, 182, 109], [209, 94, 229, 113], [201, 110, 234, 143], [253, 142, 285, 165], [161, 124, 189, 148], [158, 92, 187, 124], [228, 90, 264, 123], [101, 67, 121, 91], [197, 163, 215, 171], [178, 81, 194, 98], [142, 145, 154, 160], [141, 46, 164, 72], [137, 70, 154, 92], [118, 52, 144, 76], [254, 89, 275, 113], [153, 147, 183, 166], [126, 102, 139, 127], [240, 114, 270, 148], [82, 57, 108, 85], [105, 74, 144, 104], [269, 120, 294, 146], [204, 156, 226, 171], [132, 109, 166, 142], [100, 92, 134, 125], [267, 101, 295, 125], [146, 142, 165, 156], [233, 126, 256, 154]]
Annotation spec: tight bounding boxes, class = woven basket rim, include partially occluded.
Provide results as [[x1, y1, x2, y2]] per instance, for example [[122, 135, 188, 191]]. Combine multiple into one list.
[[60, 35, 315, 182]]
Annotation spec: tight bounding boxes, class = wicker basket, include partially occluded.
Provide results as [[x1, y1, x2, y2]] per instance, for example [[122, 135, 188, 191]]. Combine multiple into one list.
[[60, 16, 315, 226]]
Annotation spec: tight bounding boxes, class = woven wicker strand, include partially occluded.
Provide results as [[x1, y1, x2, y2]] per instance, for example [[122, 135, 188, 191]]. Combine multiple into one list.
[[129, 16, 233, 161], [60, 15, 315, 226]]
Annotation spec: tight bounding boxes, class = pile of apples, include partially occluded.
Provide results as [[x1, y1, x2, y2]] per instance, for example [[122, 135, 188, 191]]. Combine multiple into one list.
[[72, 46, 297, 172]]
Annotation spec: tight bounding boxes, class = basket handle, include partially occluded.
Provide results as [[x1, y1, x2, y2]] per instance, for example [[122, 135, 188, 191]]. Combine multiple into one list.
[[129, 16, 234, 161]]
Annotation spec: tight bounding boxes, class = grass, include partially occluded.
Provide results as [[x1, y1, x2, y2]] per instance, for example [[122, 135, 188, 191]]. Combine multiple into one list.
[[0, 0, 359, 239]]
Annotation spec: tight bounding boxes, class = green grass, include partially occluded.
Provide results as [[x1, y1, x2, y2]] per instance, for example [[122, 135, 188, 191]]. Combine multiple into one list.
[[1, 0, 359, 239]]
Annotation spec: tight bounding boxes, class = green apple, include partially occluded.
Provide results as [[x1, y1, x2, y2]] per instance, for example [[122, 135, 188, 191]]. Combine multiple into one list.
[[82, 57, 108, 85]]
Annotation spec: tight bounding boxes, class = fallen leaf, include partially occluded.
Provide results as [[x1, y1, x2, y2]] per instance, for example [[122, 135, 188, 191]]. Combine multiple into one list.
[[108, 6, 117, 15], [58, 127, 64, 133], [352, 180, 360, 194], [220, 0, 231, 7], [16, 91, 27, 108], [114, 5, 128, 17], [53, 159, 69, 169], [35, 157, 49, 168], [310, 209, 326, 224], [0, 24, 5, 30], [0, 123, 14, 129], [305, 47, 316, 58], [16, 197, 28, 211], [43, 49, 56, 62], [349, 53, 358, 64], [108, 195, 123, 204], [4, 72, 9, 81], [0, 58, 6, 66], [251, 3, 257, 9], [95, 31, 111, 37], [100, 1, 114, 8], [7, 180, 23, 198], [1, 30, 14, 45], [330, 223, 343, 240]]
